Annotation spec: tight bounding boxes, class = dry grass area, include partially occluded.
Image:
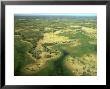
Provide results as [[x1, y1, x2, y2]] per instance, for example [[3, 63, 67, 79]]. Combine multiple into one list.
[[82, 27, 96, 39], [82, 27, 96, 34], [43, 32, 69, 43], [64, 53, 97, 76], [22, 59, 47, 75]]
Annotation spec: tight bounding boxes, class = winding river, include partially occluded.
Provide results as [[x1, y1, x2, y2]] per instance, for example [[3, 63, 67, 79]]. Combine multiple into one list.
[[35, 49, 73, 76]]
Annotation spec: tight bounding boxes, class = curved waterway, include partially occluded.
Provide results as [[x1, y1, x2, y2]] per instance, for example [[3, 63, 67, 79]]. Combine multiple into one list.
[[52, 50, 69, 75], [35, 49, 73, 76]]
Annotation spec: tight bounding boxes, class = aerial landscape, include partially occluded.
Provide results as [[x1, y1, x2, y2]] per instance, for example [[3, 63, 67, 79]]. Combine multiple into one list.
[[14, 13, 97, 76]]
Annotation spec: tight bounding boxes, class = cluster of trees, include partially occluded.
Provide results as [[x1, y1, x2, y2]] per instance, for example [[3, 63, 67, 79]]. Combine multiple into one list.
[[14, 17, 44, 75], [14, 35, 33, 75]]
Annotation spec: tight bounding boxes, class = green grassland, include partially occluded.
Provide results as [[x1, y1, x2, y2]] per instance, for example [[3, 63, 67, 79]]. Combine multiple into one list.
[[14, 15, 97, 76]]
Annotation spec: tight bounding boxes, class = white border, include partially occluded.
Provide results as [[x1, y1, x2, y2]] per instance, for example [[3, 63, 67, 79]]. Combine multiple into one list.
[[5, 5, 106, 85]]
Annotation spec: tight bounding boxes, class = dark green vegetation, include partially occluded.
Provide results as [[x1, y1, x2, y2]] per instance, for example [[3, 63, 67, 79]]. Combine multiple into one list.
[[14, 15, 97, 76]]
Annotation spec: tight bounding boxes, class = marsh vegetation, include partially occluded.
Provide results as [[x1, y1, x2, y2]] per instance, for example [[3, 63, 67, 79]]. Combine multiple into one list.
[[14, 14, 97, 76]]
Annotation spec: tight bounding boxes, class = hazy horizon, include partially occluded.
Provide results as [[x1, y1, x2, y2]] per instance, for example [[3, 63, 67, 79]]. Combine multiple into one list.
[[15, 13, 96, 17]]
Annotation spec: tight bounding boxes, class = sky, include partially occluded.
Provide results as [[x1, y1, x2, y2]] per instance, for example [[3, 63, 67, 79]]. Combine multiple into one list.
[[15, 13, 96, 17]]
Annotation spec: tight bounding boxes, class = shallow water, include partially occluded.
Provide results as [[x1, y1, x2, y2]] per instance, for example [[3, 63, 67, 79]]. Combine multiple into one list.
[[35, 50, 73, 76]]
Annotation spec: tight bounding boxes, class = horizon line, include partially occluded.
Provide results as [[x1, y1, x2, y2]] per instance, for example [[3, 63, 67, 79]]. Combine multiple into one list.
[[15, 13, 96, 17]]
